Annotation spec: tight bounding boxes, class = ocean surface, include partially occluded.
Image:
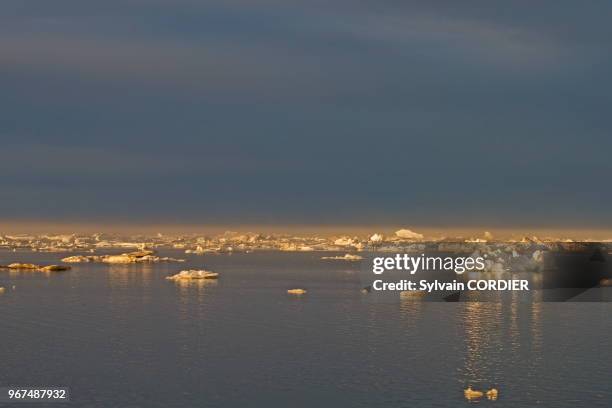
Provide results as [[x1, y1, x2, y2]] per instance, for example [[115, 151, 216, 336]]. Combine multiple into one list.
[[1, 249, 611, 407]]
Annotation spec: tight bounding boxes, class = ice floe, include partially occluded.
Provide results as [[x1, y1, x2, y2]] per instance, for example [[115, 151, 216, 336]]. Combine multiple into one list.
[[62, 250, 184, 264], [40, 265, 71, 271], [321, 254, 363, 261], [166, 270, 219, 280], [394, 229, 424, 240], [464, 387, 484, 400], [369, 233, 384, 243], [185, 245, 206, 255], [7, 263, 40, 269], [0, 263, 71, 272]]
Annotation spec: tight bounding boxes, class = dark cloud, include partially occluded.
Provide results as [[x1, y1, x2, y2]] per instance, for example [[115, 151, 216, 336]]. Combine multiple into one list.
[[1, 1, 611, 227]]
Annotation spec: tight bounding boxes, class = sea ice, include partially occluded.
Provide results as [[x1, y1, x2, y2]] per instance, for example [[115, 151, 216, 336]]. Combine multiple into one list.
[[7, 263, 40, 269], [321, 254, 363, 261], [395, 229, 424, 240], [166, 270, 219, 280], [369, 233, 384, 243], [62, 251, 184, 264]]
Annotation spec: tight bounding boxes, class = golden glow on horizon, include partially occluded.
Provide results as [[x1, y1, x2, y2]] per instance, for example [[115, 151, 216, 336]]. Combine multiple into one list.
[[0, 219, 611, 240]]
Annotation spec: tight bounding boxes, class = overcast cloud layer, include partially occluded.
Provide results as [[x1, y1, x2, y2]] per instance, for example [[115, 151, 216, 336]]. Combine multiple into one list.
[[1, 1, 611, 227]]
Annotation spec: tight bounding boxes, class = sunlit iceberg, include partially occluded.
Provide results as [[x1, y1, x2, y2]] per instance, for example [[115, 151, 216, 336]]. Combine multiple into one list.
[[62, 250, 184, 264], [395, 229, 424, 240], [166, 270, 219, 280]]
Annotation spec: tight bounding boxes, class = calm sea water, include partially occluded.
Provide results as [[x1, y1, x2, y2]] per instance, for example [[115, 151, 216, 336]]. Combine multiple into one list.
[[1, 249, 611, 407]]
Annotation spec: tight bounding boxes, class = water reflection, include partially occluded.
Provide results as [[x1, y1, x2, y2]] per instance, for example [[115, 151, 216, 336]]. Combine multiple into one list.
[[509, 289, 519, 355], [530, 290, 543, 353], [462, 302, 484, 385], [398, 295, 424, 328], [107, 264, 156, 315], [459, 288, 544, 402], [107, 264, 154, 289], [174, 278, 218, 293], [173, 277, 218, 361]]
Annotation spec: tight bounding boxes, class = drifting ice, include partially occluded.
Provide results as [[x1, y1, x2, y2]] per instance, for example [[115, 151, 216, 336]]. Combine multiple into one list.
[[62, 250, 184, 264], [166, 270, 219, 280], [321, 254, 363, 261], [395, 229, 424, 240]]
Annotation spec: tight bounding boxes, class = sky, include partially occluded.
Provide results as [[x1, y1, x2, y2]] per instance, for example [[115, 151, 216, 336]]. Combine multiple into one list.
[[1, 1, 611, 229]]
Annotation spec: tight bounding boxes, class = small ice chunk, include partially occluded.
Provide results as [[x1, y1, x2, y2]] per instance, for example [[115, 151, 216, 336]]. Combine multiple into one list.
[[334, 237, 357, 246], [321, 254, 363, 261], [166, 270, 219, 280], [532, 250, 545, 263], [62, 255, 99, 263], [41, 265, 71, 272], [369, 233, 384, 243]]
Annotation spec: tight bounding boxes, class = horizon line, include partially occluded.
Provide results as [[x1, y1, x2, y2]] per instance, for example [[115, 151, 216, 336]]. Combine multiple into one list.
[[1, 219, 612, 239]]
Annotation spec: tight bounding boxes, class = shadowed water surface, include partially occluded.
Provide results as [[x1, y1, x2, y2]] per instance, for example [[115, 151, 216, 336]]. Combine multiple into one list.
[[1, 250, 611, 407]]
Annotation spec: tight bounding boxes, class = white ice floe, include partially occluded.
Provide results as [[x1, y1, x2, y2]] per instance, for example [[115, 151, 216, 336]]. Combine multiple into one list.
[[7, 263, 40, 269], [279, 243, 315, 251], [185, 245, 206, 255], [395, 229, 424, 240], [62, 250, 184, 264], [2, 263, 70, 272], [166, 270, 219, 280], [104, 254, 137, 264], [532, 250, 545, 263], [369, 233, 384, 243], [40, 265, 71, 271], [334, 237, 357, 246], [61, 255, 100, 263], [321, 254, 363, 261]]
